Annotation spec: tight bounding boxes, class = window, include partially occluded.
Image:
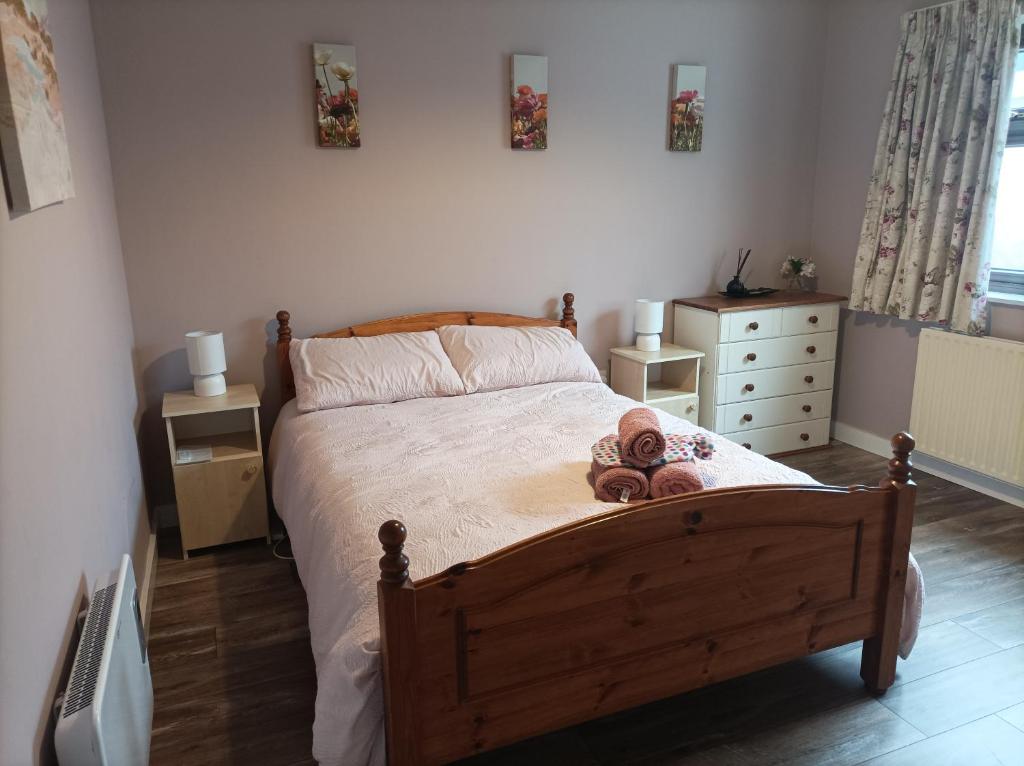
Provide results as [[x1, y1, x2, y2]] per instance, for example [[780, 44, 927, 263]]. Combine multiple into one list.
[[990, 43, 1024, 297]]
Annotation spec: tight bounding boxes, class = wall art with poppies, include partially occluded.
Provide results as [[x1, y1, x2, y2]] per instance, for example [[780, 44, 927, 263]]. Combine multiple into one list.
[[0, 0, 74, 212], [314, 43, 360, 148], [511, 54, 547, 150], [669, 64, 706, 152]]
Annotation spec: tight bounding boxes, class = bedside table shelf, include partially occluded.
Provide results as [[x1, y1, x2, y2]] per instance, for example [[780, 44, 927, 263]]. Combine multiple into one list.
[[609, 343, 705, 422], [163, 383, 269, 558], [174, 431, 261, 464]]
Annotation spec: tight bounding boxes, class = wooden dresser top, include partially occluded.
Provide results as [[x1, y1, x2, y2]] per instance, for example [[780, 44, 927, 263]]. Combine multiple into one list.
[[673, 291, 848, 314]]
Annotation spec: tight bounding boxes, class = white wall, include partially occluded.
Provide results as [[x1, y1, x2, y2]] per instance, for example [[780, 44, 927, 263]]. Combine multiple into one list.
[[89, 0, 829, 504], [0, 0, 149, 762], [811, 0, 1024, 439]]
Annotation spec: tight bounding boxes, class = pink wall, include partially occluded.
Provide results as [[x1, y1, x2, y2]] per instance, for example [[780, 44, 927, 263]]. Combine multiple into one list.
[[89, 0, 829, 504], [0, 0, 149, 762], [811, 0, 1024, 439]]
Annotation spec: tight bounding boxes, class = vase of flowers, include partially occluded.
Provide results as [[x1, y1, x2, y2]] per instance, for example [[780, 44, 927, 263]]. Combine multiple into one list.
[[780, 256, 816, 291]]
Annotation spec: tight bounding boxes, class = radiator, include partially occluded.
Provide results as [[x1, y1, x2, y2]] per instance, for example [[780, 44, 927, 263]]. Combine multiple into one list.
[[55, 555, 153, 766], [910, 329, 1024, 487]]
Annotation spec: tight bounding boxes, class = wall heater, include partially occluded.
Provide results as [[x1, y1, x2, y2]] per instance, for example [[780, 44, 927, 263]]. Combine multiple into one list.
[[55, 555, 153, 766], [910, 329, 1024, 488]]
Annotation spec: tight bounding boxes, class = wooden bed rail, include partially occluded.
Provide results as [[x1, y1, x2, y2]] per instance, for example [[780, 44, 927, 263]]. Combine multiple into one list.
[[275, 294, 577, 405], [376, 433, 916, 766]]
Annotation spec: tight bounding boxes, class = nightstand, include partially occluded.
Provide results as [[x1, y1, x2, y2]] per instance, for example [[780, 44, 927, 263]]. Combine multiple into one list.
[[609, 343, 704, 422], [162, 384, 270, 559]]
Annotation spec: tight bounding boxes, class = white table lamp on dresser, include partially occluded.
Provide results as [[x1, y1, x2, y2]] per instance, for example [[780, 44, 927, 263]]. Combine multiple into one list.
[[185, 330, 227, 397], [672, 291, 847, 456], [635, 299, 664, 352]]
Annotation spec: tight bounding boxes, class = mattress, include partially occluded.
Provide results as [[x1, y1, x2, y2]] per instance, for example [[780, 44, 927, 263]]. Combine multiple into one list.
[[269, 381, 920, 766]]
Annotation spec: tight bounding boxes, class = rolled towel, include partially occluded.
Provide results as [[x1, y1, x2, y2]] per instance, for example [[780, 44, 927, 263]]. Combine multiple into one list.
[[618, 407, 666, 467], [648, 461, 704, 499], [594, 464, 650, 503]]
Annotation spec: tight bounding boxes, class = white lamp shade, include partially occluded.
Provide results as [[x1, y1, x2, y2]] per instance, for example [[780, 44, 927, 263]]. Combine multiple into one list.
[[185, 331, 226, 376], [634, 300, 664, 334]]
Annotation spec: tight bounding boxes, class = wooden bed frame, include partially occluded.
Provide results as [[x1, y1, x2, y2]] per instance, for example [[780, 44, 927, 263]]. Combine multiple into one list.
[[274, 294, 916, 766]]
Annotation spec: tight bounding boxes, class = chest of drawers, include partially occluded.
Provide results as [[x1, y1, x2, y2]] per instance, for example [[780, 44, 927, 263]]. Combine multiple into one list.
[[672, 291, 846, 456]]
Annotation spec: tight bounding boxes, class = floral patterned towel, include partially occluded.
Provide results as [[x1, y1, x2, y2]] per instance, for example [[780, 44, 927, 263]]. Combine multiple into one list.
[[592, 433, 715, 468]]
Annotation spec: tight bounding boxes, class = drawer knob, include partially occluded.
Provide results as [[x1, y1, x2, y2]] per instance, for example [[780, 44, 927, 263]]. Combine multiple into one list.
[[806, 345, 816, 354], [746, 352, 757, 362], [744, 383, 755, 392], [802, 404, 812, 413], [804, 375, 814, 384], [246, 464, 258, 475], [808, 315, 819, 324], [748, 321, 759, 331], [800, 433, 810, 442], [686, 403, 695, 413], [742, 413, 753, 422], [742, 442, 752, 449]]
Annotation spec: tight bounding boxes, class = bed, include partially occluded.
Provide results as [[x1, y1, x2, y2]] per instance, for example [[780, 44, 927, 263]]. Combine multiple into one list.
[[269, 295, 920, 766]]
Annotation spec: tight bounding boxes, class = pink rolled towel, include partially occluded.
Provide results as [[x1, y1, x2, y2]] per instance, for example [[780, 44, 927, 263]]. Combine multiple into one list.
[[593, 460, 650, 503], [648, 462, 704, 499], [618, 407, 666, 467]]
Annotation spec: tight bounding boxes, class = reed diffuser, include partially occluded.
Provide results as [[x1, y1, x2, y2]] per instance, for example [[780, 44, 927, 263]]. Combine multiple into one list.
[[725, 248, 752, 296]]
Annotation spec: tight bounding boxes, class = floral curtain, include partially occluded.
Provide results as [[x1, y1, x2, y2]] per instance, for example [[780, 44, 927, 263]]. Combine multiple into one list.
[[850, 0, 1022, 334]]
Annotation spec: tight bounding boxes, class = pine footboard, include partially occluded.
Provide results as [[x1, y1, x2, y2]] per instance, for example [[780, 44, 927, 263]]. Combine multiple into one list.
[[376, 434, 916, 766]]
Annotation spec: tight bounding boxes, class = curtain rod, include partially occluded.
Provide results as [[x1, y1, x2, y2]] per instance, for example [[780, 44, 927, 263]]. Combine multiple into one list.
[[905, 0, 958, 15], [906, 0, 1024, 16]]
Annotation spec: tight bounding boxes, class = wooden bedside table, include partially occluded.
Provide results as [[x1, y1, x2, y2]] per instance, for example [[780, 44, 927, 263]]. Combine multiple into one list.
[[162, 384, 270, 559], [610, 343, 704, 422]]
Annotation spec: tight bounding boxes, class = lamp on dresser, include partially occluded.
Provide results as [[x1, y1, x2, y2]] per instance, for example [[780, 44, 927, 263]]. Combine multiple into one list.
[[672, 291, 847, 456]]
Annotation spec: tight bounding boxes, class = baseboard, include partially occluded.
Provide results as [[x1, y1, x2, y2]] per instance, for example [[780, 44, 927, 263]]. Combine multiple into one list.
[[832, 421, 1024, 508], [138, 530, 158, 636]]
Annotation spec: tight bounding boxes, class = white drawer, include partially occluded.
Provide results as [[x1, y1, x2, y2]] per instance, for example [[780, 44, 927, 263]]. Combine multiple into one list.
[[719, 331, 837, 373], [714, 390, 833, 432], [654, 395, 699, 422], [716, 361, 836, 404], [780, 304, 839, 336], [721, 309, 782, 343], [725, 417, 831, 456]]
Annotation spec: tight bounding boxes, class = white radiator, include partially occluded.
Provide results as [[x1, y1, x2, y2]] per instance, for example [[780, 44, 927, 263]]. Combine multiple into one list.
[[910, 329, 1024, 487], [55, 555, 153, 766]]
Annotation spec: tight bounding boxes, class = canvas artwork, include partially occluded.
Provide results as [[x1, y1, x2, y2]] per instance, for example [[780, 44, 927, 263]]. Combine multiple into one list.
[[669, 64, 706, 152], [314, 43, 360, 148], [511, 54, 547, 150], [0, 0, 74, 213]]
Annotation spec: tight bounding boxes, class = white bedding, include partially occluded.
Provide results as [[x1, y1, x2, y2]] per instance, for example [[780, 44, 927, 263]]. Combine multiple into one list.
[[269, 381, 921, 766]]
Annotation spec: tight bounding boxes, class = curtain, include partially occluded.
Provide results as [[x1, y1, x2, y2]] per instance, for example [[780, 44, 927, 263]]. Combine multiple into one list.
[[850, 0, 1022, 334]]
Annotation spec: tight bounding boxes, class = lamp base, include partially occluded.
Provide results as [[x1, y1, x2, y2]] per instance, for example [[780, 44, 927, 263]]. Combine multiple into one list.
[[636, 333, 661, 352], [193, 373, 227, 397]]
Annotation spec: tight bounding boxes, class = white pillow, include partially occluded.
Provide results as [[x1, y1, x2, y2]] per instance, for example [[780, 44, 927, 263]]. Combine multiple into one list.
[[289, 331, 466, 412], [438, 324, 602, 394]]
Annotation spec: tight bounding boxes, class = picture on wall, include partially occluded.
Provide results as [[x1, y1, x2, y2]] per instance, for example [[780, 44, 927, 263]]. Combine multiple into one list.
[[669, 64, 706, 152], [314, 43, 360, 148], [511, 54, 547, 150], [0, 0, 74, 213]]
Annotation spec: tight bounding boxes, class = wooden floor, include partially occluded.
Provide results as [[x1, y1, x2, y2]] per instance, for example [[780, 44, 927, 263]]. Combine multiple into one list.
[[148, 443, 1024, 765]]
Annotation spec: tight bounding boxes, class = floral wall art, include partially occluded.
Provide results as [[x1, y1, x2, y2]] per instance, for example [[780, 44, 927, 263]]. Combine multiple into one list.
[[669, 64, 706, 152], [511, 54, 547, 150], [314, 43, 360, 148], [0, 0, 74, 213]]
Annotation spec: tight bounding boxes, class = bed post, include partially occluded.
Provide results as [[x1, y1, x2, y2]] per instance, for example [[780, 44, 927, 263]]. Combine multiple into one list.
[[276, 310, 295, 405], [377, 521, 421, 766], [561, 292, 577, 337], [860, 431, 916, 694]]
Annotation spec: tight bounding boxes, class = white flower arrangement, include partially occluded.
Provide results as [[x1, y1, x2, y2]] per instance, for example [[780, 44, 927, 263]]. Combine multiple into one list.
[[780, 256, 816, 279]]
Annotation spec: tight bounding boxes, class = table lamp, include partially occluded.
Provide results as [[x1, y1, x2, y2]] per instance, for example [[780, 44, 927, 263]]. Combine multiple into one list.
[[635, 300, 664, 352], [185, 331, 227, 397]]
